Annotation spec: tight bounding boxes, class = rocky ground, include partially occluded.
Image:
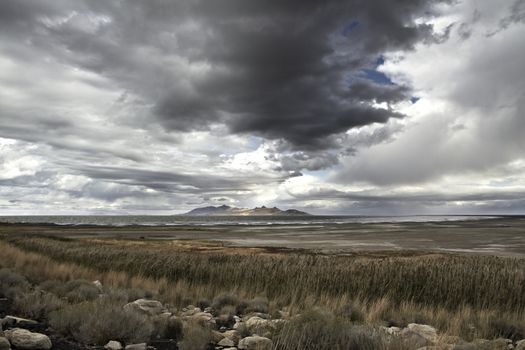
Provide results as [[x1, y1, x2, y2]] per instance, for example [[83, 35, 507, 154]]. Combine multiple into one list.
[[2, 286, 525, 350]]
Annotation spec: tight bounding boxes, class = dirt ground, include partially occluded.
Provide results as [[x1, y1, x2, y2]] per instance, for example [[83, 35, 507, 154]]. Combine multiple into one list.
[[1, 217, 525, 257]]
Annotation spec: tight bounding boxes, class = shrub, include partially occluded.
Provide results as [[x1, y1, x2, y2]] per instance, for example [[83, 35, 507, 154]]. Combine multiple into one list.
[[212, 293, 238, 310], [0, 268, 30, 298], [196, 299, 210, 310], [487, 316, 525, 342], [179, 319, 212, 350], [14, 290, 63, 320], [40, 279, 100, 303], [337, 303, 364, 323], [49, 299, 153, 345], [149, 315, 184, 341], [164, 316, 184, 340], [273, 308, 386, 350], [246, 297, 269, 314]]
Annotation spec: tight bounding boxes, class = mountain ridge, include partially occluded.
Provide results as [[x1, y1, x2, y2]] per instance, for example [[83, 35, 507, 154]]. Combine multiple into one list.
[[183, 205, 310, 216]]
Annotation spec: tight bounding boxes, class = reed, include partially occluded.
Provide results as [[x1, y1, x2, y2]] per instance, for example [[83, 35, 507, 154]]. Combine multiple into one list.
[[1, 236, 524, 341]]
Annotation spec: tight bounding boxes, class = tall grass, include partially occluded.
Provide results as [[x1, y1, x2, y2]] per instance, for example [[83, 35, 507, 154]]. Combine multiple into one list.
[[3, 236, 524, 312], [1, 236, 524, 340]]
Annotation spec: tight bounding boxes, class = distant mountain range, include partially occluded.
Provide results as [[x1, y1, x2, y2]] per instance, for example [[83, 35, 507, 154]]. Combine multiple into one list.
[[183, 205, 310, 216]]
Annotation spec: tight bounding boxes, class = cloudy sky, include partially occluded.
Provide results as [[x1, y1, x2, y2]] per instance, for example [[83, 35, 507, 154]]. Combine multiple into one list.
[[1, 0, 524, 215]]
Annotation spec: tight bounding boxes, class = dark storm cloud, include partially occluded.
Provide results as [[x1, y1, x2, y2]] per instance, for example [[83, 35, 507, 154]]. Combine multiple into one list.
[[152, 0, 441, 147], [0, 0, 444, 150]]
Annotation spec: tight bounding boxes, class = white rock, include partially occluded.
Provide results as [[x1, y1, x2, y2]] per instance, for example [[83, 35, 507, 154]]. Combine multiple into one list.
[[93, 280, 103, 290], [244, 316, 275, 335], [4, 328, 51, 350], [238, 335, 273, 350], [0, 337, 10, 350], [407, 323, 438, 343], [124, 299, 166, 316], [3, 316, 38, 326], [104, 340, 123, 350]]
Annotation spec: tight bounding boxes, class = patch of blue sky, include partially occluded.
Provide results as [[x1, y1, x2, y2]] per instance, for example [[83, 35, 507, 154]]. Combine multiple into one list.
[[360, 69, 394, 85], [341, 20, 360, 36]]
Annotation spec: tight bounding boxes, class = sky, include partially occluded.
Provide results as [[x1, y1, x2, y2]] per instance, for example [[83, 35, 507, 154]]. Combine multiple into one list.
[[0, 0, 524, 215]]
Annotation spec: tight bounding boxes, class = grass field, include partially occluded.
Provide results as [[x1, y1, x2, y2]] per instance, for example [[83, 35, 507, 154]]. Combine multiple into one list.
[[1, 234, 524, 343]]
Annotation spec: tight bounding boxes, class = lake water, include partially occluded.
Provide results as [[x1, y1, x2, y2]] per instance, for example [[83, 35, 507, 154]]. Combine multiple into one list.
[[0, 215, 499, 227]]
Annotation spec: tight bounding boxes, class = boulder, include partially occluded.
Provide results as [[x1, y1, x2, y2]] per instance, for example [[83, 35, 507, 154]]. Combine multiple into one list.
[[516, 339, 525, 350], [0, 337, 10, 350], [4, 328, 51, 350], [222, 330, 240, 344], [407, 323, 438, 343], [244, 316, 275, 336], [104, 340, 123, 350], [181, 306, 201, 317], [400, 329, 428, 348], [189, 312, 216, 327], [218, 338, 235, 347], [124, 299, 166, 316], [2, 316, 38, 328], [125, 343, 147, 350], [238, 335, 272, 350], [211, 331, 225, 343], [93, 280, 103, 291], [380, 326, 401, 336]]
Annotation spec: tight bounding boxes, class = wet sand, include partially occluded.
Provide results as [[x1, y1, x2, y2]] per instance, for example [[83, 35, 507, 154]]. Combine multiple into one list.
[[1, 217, 525, 257]]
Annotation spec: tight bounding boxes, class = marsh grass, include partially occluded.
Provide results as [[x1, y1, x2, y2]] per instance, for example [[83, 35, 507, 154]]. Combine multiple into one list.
[[1, 236, 524, 341]]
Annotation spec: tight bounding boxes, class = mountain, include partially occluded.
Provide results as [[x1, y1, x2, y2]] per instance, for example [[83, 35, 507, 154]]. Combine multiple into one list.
[[183, 205, 310, 216]]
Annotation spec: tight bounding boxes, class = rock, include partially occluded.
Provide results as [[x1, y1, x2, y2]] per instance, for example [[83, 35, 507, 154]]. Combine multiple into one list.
[[516, 340, 525, 350], [211, 331, 225, 343], [218, 338, 235, 347], [4, 328, 52, 350], [238, 335, 272, 350], [380, 326, 401, 336], [3, 316, 39, 328], [125, 343, 147, 350], [190, 312, 216, 326], [400, 329, 428, 348], [222, 330, 240, 344], [244, 316, 275, 336], [93, 280, 103, 291], [181, 307, 201, 316], [407, 323, 438, 343], [105, 340, 123, 350], [124, 299, 166, 316], [491, 338, 513, 350], [0, 337, 10, 350]]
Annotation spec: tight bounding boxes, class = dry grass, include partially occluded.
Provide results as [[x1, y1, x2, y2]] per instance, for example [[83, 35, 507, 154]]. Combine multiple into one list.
[[0, 236, 524, 341]]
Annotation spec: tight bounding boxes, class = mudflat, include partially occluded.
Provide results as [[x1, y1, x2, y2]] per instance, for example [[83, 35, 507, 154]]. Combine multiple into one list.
[[1, 216, 524, 257]]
